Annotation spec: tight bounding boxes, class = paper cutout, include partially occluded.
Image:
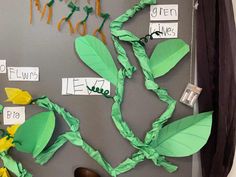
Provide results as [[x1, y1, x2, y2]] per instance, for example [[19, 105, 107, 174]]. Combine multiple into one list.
[[0, 167, 11, 177], [0, 60, 6, 73], [14, 112, 55, 158], [95, 0, 101, 16], [150, 4, 178, 21], [149, 39, 190, 78], [93, 13, 110, 44], [3, 107, 25, 125], [149, 23, 178, 38], [180, 83, 202, 107], [0, 125, 20, 153], [7, 0, 212, 176], [7, 67, 39, 81], [75, 6, 93, 36], [41, 0, 54, 24], [151, 112, 213, 157], [0, 152, 32, 177], [75, 35, 118, 86], [62, 77, 110, 96], [5, 88, 32, 105], [0, 105, 3, 114], [29, 0, 41, 24], [57, 2, 79, 34]]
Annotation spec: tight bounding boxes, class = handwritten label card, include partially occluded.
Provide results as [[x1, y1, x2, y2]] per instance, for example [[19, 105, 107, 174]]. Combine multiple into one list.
[[149, 23, 178, 38], [62, 78, 110, 95], [3, 107, 25, 125], [150, 4, 178, 21], [8, 67, 39, 81], [0, 60, 6, 73]]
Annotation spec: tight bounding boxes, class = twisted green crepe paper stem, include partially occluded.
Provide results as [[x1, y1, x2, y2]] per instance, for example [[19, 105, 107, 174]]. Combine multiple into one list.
[[111, 36, 136, 78], [33, 96, 174, 176], [110, 0, 177, 172], [0, 104, 3, 114], [33, 97, 115, 176], [0, 152, 32, 177], [33, 96, 79, 132]]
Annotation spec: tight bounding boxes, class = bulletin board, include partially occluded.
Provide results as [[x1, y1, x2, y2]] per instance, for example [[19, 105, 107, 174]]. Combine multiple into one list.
[[0, 0, 194, 177]]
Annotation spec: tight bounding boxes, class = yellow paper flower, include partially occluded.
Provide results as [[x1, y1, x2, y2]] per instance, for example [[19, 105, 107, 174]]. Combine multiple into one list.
[[0, 125, 20, 153], [7, 125, 20, 136], [5, 88, 32, 105], [0, 167, 11, 177]]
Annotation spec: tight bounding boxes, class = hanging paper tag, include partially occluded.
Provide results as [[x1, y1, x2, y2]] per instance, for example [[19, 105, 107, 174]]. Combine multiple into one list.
[[180, 83, 202, 107]]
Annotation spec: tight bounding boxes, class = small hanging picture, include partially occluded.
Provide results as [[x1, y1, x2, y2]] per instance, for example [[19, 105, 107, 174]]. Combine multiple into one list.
[[180, 83, 202, 107]]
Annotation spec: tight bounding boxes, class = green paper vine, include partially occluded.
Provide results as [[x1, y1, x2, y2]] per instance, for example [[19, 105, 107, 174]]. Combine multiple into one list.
[[0, 1, 213, 177]]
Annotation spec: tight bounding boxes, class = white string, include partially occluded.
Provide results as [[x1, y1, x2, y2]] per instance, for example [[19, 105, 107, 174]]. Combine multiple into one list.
[[190, 0, 198, 83]]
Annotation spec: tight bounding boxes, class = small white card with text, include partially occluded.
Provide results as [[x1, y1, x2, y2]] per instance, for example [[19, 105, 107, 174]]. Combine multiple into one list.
[[3, 107, 25, 125]]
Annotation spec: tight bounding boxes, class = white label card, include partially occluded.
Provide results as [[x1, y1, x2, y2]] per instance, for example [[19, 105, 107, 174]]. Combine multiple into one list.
[[7, 67, 39, 81], [62, 78, 110, 95], [149, 23, 178, 38], [150, 4, 178, 21], [3, 107, 25, 125], [0, 60, 6, 73]]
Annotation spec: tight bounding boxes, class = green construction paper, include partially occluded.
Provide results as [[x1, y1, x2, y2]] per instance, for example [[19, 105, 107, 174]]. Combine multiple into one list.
[[0, 152, 32, 177], [0, 104, 3, 114], [149, 39, 190, 78], [14, 111, 55, 158], [151, 112, 213, 157], [33, 96, 176, 177], [75, 35, 118, 86], [110, 0, 178, 172]]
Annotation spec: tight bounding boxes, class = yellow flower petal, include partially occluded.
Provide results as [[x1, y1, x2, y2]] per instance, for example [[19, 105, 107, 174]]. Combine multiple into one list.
[[0, 137, 14, 153], [7, 125, 20, 136], [0, 167, 11, 177], [5, 88, 32, 105]]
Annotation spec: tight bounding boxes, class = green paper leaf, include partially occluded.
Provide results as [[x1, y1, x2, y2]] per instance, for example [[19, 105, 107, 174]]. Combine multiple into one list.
[[75, 35, 118, 86], [151, 111, 213, 157], [14, 111, 55, 158], [149, 39, 190, 78]]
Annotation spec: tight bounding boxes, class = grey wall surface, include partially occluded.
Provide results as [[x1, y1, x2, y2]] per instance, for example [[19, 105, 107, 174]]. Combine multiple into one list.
[[0, 0, 193, 177]]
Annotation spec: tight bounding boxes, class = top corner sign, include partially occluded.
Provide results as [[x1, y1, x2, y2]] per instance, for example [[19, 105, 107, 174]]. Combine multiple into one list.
[[150, 4, 179, 21]]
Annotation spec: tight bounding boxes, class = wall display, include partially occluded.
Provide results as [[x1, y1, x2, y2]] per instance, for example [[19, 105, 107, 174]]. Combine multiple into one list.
[[0, 0, 206, 177], [29, 0, 107, 39]]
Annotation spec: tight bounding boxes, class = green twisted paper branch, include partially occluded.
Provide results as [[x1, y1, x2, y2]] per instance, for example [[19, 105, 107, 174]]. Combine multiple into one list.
[[109, 0, 177, 172], [34, 0, 178, 176], [0, 151, 32, 177]]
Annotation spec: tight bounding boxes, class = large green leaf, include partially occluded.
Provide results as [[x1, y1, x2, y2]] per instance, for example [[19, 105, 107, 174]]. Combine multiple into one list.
[[14, 111, 55, 158], [149, 39, 190, 78], [75, 35, 118, 86], [151, 111, 213, 157]]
